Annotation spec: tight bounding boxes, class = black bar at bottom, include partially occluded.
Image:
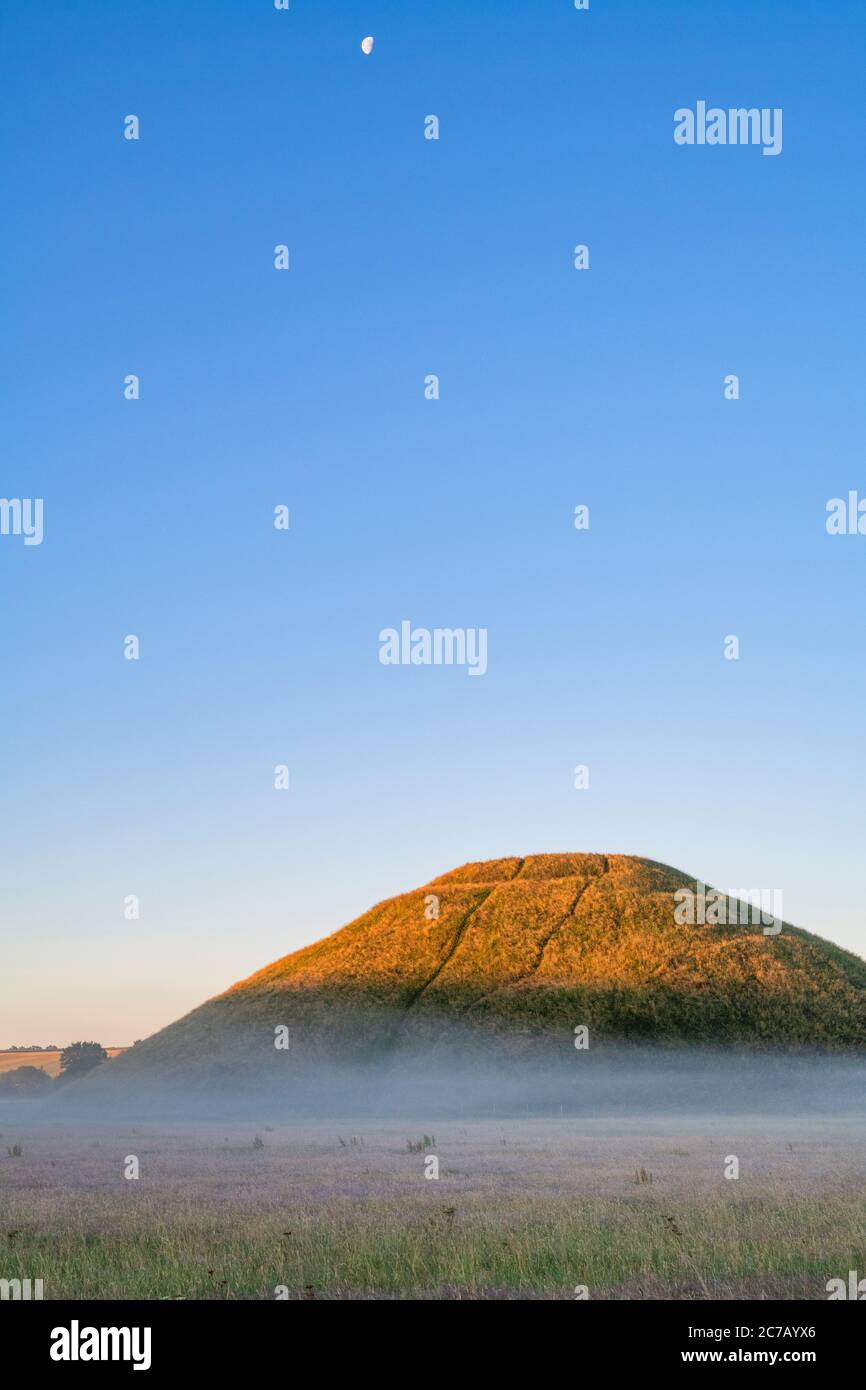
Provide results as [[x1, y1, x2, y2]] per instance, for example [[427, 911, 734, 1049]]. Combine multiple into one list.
[[6, 1298, 857, 1374]]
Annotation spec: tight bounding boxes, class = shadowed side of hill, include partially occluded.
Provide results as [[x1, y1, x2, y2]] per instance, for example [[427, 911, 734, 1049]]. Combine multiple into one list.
[[56, 854, 866, 1112]]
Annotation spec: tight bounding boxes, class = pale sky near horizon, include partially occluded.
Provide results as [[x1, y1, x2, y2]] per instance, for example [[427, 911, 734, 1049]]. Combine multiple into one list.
[[2, 0, 865, 1047]]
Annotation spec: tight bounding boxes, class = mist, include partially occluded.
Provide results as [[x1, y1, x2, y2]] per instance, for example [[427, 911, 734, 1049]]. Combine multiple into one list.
[[22, 1038, 866, 1124]]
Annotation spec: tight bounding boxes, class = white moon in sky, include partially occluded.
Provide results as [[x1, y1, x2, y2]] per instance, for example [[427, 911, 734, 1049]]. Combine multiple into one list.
[[361, 36, 374, 55]]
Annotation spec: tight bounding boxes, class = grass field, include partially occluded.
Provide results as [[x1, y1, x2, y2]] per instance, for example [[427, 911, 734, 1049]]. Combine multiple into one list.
[[0, 1050, 124, 1079], [1, 1114, 863, 1299]]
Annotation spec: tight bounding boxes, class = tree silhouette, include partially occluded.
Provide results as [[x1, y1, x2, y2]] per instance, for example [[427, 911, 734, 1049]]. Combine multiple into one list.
[[59, 1041, 107, 1080], [0, 1065, 51, 1096]]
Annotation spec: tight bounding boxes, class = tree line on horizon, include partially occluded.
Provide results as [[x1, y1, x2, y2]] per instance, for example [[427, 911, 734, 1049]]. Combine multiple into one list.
[[0, 1042, 109, 1097]]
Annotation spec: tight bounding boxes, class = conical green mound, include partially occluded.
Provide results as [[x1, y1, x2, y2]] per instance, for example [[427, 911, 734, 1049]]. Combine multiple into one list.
[[75, 855, 866, 1099]]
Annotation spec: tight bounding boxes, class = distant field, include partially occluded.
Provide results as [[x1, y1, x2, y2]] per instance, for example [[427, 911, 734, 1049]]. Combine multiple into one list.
[[0, 1049, 124, 1078], [1, 1114, 864, 1299]]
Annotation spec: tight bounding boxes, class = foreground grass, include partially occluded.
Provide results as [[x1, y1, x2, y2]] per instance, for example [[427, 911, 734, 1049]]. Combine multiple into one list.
[[3, 1188, 864, 1299], [3, 1116, 864, 1299]]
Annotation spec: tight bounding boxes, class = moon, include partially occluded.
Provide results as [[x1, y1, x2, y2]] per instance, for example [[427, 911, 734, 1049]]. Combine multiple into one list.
[[361, 36, 374, 55]]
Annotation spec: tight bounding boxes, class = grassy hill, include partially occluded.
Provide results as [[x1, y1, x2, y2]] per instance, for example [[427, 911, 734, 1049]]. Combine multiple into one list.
[[65, 855, 866, 1105]]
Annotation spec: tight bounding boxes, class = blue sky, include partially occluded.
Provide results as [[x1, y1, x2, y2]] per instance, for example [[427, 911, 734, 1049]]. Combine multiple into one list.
[[2, 0, 865, 1045]]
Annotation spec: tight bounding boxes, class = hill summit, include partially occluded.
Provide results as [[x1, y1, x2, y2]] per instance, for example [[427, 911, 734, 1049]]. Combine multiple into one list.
[[72, 855, 866, 1108]]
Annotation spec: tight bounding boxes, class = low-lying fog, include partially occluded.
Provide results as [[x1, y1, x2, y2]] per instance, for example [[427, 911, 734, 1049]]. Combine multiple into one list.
[[21, 1043, 866, 1123]]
